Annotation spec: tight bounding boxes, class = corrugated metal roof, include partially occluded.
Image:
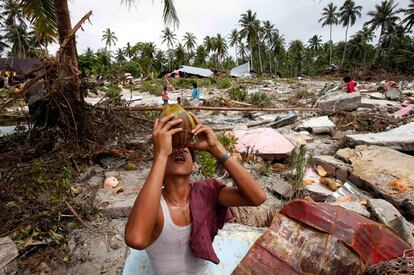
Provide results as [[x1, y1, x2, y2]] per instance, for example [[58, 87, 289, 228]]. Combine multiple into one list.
[[178, 65, 214, 78], [230, 62, 251, 77]]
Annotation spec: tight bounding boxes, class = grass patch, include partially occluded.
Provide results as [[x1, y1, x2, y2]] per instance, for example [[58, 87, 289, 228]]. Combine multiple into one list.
[[247, 91, 271, 107], [216, 78, 232, 89], [228, 84, 248, 102], [288, 146, 312, 199], [170, 78, 212, 89], [138, 80, 164, 96], [103, 82, 122, 98]]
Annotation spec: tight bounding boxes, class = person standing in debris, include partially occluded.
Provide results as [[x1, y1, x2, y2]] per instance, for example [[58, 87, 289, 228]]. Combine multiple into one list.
[[124, 114, 266, 274], [191, 82, 201, 107], [177, 97, 182, 105], [343, 76, 357, 94], [162, 86, 169, 105]]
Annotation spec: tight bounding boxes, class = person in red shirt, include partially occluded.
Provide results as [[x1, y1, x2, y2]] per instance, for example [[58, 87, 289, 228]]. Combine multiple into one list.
[[343, 76, 357, 94], [161, 86, 169, 105]]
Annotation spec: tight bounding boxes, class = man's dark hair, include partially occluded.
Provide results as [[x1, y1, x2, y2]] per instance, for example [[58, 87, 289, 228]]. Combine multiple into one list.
[[163, 86, 167, 91], [189, 148, 196, 162], [343, 76, 352, 83], [192, 82, 197, 88]]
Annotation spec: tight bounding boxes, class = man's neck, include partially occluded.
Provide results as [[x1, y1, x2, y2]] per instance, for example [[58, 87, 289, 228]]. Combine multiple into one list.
[[163, 176, 191, 204]]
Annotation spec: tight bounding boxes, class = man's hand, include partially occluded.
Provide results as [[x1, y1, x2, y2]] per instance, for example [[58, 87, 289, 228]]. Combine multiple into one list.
[[152, 114, 182, 158], [188, 113, 226, 158]]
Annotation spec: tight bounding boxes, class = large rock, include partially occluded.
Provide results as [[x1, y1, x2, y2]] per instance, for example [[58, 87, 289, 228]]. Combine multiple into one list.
[[360, 98, 401, 112], [345, 123, 414, 151], [268, 112, 298, 128], [368, 199, 402, 224], [330, 201, 370, 217], [316, 91, 361, 111], [295, 116, 335, 134], [336, 145, 414, 217]]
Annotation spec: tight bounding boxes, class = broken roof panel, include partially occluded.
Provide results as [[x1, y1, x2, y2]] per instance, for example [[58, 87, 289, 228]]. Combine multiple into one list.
[[178, 65, 213, 78], [0, 58, 42, 76], [230, 62, 251, 78]]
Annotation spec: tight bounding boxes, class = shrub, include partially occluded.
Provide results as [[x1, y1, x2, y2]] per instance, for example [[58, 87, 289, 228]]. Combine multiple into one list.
[[228, 84, 248, 102], [139, 80, 163, 96], [105, 82, 121, 97], [123, 61, 142, 78], [247, 91, 270, 107], [216, 78, 232, 89]]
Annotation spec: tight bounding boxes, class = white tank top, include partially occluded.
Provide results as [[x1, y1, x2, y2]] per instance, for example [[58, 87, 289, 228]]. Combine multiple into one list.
[[145, 196, 210, 275]]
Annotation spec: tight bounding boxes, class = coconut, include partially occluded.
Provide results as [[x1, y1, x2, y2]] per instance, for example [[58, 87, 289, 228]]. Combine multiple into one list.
[[103, 176, 119, 189], [160, 104, 196, 149]]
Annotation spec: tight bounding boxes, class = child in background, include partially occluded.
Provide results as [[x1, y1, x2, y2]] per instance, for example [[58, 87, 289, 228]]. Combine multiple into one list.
[[162, 86, 169, 105], [343, 76, 357, 94]]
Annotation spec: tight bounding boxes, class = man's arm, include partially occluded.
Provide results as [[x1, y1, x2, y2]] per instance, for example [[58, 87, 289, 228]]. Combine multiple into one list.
[[124, 115, 182, 250], [189, 116, 266, 208]]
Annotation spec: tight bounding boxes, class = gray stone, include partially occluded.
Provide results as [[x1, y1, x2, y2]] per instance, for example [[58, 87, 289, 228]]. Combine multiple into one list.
[[330, 201, 370, 217], [387, 217, 414, 247], [402, 89, 414, 96], [261, 176, 293, 198], [338, 145, 414, 217], [96, 168, 150, 218], [313, 155, 351, 182], [369, 92, 385, 99], [268, 111, 298, 128], [345, 122, 414, 151], [295, 116, 335, 134], [385, 88, 400, 100], [316, 91, 361, 111], [368, 199, 402, 224], [361, 98, 401, 111], [305, 183, 334, 202]]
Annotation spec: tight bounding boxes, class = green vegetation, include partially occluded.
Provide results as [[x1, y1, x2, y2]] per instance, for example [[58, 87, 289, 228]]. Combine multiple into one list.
[[169, 78, 212, 88], [288, 146, 312, 199], [197, 133, 238, 177], [104, 82, 122, 97], [247, 91, 271, 107], [228, 84, 248, 101], [216, 78, 232, 89], [138, 80, 164, 96]]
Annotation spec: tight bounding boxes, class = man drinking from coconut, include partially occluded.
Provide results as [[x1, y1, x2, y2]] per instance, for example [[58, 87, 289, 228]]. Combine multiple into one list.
[[125, 106, 266, 274]]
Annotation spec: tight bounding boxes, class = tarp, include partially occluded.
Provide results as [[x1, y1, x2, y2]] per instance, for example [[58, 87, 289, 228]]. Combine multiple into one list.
[[178, 65, 213, 78], [230, 62, 251, 78]]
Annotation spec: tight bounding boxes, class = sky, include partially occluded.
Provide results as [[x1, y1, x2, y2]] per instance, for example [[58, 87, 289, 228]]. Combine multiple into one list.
[[50, 0, 412, 55]]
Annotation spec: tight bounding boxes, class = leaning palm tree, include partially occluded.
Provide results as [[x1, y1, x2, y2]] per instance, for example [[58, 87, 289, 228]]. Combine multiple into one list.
[[365, 0, 401, 65], [308, 35, 322, 58], [102, 28, 118, 50], [401, 0, 414, 32], [319, 2, 339, 66], [161, 27, 177, 49], [339, 0, 362, 68], [182, 32, 197, 54], [228, 29, 239, 65], [239, 9, 259, 70]]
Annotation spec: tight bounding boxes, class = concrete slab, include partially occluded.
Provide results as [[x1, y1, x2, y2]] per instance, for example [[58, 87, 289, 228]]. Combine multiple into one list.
[[295, 116, 335, 134], [337, 145, 414, 217], [361, 98, 401, 110], [330, 201, 370, 217], [123, 223, 266, 275], [316, 91, 361, 111], [368, 92, 385, 99], [368, 199, 402, 224], [345, 122, 414, 151], [232, 128, 295, 160], [394, 104, 414, 118]]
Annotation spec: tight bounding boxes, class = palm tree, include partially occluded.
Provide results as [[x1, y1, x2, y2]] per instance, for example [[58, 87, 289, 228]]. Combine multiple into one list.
[[84, 47, 94, 57], [239, 9, 259, 70], [339, 0, 362, 68], [319, 2, 339, 65], [401, 0, 414, 32], [2, 0, 26, 57], [228, 29, 239, 64], [262, 20, 275, 72], [5, 23, 32, 57], [215, 34, 228, 69], [308, 35, 322, 58], [161, 27, 177, 49], [174, 43, 186, 66], [115, 48, 126, 63], [238, 41, 248, 61], [270, 31, 285, 73], [365, 0, 401, 65], [288, 40, 305, 76], [182, 32, 197, 54], [203, 35, 214, 56], [102, 28, 118, 50], [194, 45, 207, 66]]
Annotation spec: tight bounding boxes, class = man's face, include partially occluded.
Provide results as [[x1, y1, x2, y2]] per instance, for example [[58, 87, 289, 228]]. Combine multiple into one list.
[[164, 148, 194, 177]]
